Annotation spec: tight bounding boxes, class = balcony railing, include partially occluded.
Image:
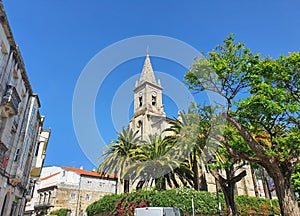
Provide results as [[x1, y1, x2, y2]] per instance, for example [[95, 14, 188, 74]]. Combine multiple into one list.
[[34, 201, 54, 210], [1, 85, 21, 116]]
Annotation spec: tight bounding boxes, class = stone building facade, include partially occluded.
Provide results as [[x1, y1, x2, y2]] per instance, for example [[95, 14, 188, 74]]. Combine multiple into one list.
[[0, 2, 50, 215], [127, 54, 256, 197], [129, 54, 170, 140], [25, 166, 117, 216]]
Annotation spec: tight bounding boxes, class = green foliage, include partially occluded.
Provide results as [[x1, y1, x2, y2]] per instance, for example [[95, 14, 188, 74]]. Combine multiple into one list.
[[86, 188, 280, 216], [185, 34, 300, 215], [98, 128, 140, 178], [86, 193, 120, 215], [292, 164, 300, 195], [124, 135, 188, 190], [50, 208, 70, 216]]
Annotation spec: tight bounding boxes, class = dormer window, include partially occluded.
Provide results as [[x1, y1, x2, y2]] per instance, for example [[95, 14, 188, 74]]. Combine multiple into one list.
[[152, 91, 157, 106]]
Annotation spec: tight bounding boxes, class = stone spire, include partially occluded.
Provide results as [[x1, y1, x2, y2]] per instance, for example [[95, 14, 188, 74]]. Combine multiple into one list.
[[139, 54, 156, 85]]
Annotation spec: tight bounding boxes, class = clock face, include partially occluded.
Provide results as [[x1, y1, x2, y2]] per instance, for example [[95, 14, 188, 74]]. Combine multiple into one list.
[[152, 91, 157, 96], [139, 92, 143, 96]]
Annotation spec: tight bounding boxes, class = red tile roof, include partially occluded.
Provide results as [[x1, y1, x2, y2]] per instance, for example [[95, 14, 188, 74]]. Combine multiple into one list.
[[61, 166, 117, 179]]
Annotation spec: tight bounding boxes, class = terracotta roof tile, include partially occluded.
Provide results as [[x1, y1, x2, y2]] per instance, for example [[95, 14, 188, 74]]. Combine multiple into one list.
[[61, 166, 117, 179]]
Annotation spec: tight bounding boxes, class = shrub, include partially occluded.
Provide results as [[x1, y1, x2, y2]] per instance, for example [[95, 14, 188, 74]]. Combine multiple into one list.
[[50, 208, 70, 216], [86, 188, 280, 216]]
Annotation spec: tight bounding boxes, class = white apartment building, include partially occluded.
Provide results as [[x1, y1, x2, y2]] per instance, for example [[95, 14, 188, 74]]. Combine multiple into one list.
[[25, 166, 117, 216]]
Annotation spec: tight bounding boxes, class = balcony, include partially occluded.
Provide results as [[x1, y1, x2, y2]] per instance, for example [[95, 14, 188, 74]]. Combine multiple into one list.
[[1, 85, 21, 117], [34, 201, 54, 210]]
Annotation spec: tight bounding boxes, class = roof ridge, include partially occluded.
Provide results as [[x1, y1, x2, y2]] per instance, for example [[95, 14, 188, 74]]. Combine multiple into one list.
[[40, 171, 61, 181]]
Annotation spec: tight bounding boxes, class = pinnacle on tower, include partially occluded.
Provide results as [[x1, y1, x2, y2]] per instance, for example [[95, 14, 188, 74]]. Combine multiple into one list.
[[139, 54, 156, 85]]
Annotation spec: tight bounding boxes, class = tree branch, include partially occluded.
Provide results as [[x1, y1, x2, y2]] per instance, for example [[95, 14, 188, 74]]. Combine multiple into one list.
[[226, 113, 271, 162], [231, 170, 247, 184]]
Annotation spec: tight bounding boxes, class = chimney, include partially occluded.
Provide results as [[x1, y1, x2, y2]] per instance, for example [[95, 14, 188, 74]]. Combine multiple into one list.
[[79, 166, 83, 170]]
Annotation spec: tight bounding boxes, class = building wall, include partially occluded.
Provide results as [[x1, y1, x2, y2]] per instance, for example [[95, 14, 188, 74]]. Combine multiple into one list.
[[26, 166, 117, 216], [0, 2, 49, 216]]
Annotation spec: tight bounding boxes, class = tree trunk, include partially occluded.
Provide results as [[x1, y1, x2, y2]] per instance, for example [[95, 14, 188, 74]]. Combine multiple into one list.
[[124, 180, 130, 193], [210, 169, 246, 216], [260, 167, 270, 199], [221, 183, 238, 216], [192, 150, 200, 190], [155, 177, 166, 190], [136, 180, 145, 190], [200, 173, 208, 191], [250, 166, 259, 197], [269, 171, 300, 216]]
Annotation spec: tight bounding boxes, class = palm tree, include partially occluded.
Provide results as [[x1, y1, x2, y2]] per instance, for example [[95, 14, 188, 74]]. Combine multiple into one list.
[[98, 128, 140, 193], [126, 135, 193, 190], [166, 105, 213, 191]]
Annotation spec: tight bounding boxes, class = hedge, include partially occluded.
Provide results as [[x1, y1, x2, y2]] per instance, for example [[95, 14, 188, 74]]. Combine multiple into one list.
[[86, 188, 280, 216], [50, 208, 71, 216]]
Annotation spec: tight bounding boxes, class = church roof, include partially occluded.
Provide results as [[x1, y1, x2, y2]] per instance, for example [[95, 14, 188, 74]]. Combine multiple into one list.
[[139, 54, 157, 85]]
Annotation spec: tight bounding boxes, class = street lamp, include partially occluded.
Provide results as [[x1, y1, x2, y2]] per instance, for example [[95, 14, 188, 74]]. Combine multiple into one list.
[[210, 157, 222, 216]]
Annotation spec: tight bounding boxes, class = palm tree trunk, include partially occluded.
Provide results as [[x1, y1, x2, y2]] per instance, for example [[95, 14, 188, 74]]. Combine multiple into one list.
[[124, 180, 130, 193], [192, 150, 199, 190]]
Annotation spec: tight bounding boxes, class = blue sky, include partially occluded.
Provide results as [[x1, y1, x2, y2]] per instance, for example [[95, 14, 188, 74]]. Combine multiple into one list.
[[2, 0, 300, 171]]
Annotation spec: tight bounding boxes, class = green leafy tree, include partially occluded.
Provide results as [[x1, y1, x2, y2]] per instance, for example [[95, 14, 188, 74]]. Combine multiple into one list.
[[185, 34, 300, 215], [292, 164, 300, 199], [208, 126, 252, 216], [98, 128, 140, 193]]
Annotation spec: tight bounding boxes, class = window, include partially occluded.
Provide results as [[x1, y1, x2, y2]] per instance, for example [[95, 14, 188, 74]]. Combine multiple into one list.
[[14, 149, 20, 161], [39, 194, 43, 203], [86, 194, 91, 201], [139, 96, 143, 107], [152, 91, 157, 106], [70, 192, 76, 200], [137, 120, 142, 128], [48, 192, 51, 203], [43, 193, 47, 203], [35, 142, 41, 156]]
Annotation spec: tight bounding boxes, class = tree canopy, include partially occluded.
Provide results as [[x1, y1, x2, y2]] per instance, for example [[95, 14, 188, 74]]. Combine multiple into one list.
[[185, 34, 300, 216]]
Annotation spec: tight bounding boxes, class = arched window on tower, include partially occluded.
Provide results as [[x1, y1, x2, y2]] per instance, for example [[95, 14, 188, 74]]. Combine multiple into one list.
[[139, 92, 143, 107], [137, 120, 143, 137], [137, 120, 142, 128], [152, 91, 157, 106]]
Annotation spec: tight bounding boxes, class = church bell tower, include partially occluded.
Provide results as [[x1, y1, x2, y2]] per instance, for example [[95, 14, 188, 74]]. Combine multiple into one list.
[[129, 54, 168, 140]]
